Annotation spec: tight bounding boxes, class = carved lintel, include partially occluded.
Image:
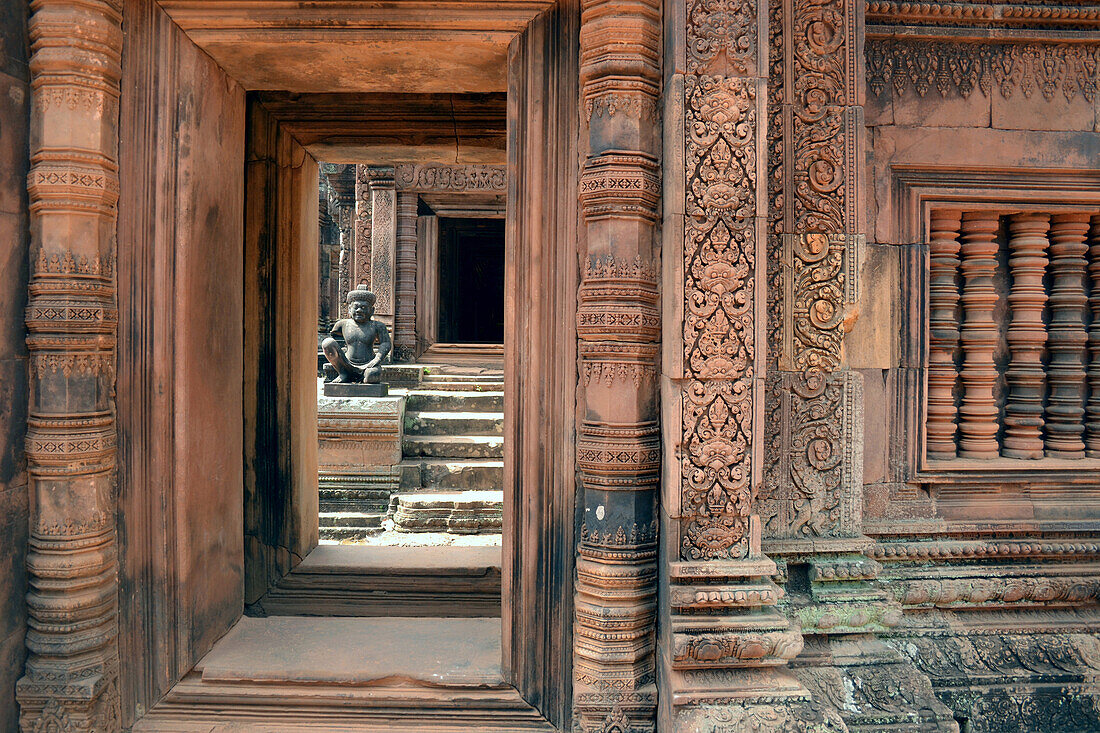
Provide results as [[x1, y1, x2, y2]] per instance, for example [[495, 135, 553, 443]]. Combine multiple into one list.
[[394, 163, 506, 192]]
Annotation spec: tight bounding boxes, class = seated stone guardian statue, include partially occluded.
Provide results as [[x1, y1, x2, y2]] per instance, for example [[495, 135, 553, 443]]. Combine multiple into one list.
[[322, 285, 392, 384]]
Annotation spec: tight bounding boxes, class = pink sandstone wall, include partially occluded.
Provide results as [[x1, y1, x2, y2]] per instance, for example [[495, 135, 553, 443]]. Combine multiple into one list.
[[116, 2, 246, 723], [0, 0, 29, 729]]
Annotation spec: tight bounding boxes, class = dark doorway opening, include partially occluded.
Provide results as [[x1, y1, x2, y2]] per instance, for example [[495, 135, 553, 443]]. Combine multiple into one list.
[[438, 217, 506, 343]]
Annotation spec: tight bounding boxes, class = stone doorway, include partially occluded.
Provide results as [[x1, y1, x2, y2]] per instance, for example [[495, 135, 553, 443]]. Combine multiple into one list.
[[99, 2, 580, 730], [437, 217, 506, 345]]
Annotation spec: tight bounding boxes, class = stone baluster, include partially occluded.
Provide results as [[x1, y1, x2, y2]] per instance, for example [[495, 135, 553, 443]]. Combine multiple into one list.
[[574, 0, 661, 729], [1088, 215, 1100, 457], [1045, 213, 1090, 457], [16, 0, 123, 729], [927, 209, 963, 459], [957, 212, 1001, 459], [393, 191, 418, 361], [1003, 213, 1050, 459]]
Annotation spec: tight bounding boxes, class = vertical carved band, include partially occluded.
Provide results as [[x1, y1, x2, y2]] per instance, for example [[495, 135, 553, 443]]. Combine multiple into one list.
[[957, 212, 1000, 459], [353, 164, 372, 289], [17, 0, 123, 730], [1045, 213, 1090, 457], [762, 0, 864, 542], [926, 209, 962, 459], [394, 192, 417, 361], [368, 166, 396, 331], [1003, 213, 1050, 459], [575, 0, 661, 730], [1088, 215, 1100, 457]]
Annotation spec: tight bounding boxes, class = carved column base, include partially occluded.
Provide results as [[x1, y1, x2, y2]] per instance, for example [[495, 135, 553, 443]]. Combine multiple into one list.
[[17, 661, 121, 733], [792, 636, 958, 733], [573, 687, 657, 733], [671, 683, 847, 733]]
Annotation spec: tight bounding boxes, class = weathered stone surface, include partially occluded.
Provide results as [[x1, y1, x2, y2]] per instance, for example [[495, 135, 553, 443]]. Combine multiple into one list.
[[392, 490, 504, 534]]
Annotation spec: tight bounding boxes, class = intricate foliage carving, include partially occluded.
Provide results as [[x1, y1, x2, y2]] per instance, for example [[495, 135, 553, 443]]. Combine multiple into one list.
[[686, 0, 758, 75], [760, 371, 862, 539], [867, 40, 1100, 102]]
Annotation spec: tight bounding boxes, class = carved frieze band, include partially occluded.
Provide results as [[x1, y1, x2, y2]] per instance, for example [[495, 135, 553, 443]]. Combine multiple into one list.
[[394, 163, 506, 192], [18, 0, 124, 730], [867, 39, 1100, 102]]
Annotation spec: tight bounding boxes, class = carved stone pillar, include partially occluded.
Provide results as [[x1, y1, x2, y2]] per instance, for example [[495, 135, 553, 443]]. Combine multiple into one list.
[[957, 211, 1000, 459], [353, 164, 372, 290], [573, 0, 661, 730], [368, 166, 397, 335], [16, 0, 123, 730], [394, 191, 418, 361]]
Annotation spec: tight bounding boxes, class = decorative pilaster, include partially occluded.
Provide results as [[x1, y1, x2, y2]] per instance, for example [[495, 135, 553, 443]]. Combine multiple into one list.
[[368, 166, 397, 334], [1003, 213, 1050, 459], [353, 164, 372, 289], [1045, 213, 1090, 458], [574, 0, 661, 730], [16, 0, 123, 730], [394, 191, 417, 361], [957, 212, 1000, 459], [926, 209, 962, 460]]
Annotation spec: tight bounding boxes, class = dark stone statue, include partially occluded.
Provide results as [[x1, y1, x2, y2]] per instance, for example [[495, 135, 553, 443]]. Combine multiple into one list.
[[321, 285, 391, 395]]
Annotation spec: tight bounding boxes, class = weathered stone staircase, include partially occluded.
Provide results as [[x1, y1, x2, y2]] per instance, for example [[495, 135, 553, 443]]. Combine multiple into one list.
[[393, 370, 504, 533]]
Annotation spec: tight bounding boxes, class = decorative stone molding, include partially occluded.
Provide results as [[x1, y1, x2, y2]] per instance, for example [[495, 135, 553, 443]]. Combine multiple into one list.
[[353, 164, 372, 288], [16, 0, 124, 730], [394, 163, 506, 192], [867, 39, 1100, 101], [575, 0, 662, 729]]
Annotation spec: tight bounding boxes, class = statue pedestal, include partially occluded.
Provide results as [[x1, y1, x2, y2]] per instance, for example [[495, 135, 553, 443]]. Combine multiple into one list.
[[322, 363, 390, 396], [323, 381, 389, 397]]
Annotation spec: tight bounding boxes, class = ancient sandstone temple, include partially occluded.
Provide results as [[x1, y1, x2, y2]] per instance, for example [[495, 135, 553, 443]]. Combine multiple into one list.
[[0, 0, 1098, 731]]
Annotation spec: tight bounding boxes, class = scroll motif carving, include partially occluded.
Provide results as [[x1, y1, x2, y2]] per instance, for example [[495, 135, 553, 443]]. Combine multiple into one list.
[[353, 164, 371, 287], [867, 40, 1100, 102], [760, 371, 861, 539]]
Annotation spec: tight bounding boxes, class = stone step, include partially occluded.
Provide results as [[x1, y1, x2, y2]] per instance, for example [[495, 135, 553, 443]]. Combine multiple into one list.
[[319, 511, 387, 529], [318, 526, 382, 542], [404, 390, 504, 413], [403, 435, 504, 459], [405, 411, 504, 437], [416, 381, 503, 392], [398, 459, 503, 491], [391, 491, 504, 534]]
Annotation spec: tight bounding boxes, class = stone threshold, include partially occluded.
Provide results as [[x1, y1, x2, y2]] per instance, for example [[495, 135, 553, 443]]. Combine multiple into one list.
[[135, 616, 552, 731], [250, 545, 502, 617]]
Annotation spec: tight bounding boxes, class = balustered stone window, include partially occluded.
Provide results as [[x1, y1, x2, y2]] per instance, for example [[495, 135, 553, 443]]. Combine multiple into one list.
[[925, 209, 1100, 462]]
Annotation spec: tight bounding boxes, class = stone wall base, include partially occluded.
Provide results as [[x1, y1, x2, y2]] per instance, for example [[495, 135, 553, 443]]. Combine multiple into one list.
[[886, 626, 1100, 733]]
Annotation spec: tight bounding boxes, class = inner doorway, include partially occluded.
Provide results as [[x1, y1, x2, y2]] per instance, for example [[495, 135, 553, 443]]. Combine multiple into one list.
[[438, 217, 506, 344]]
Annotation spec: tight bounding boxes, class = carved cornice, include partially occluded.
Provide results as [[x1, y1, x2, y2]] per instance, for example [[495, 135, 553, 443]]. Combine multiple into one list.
[[866, 0, 1100, 34]]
